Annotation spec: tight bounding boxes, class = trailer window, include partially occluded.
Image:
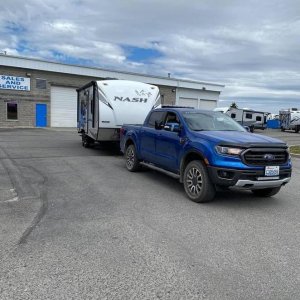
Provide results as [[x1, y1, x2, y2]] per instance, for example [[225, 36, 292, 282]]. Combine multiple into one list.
[[245, 113, 252, 119], [256, 116, 262, 121], [231, 113, 236, 118]]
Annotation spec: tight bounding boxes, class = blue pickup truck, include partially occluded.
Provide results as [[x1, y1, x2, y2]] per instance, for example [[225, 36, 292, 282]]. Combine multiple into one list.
[[120, 107, 292, 203]]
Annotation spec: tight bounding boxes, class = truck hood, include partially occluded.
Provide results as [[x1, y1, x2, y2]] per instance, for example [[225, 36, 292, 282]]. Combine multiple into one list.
[[193, 131, 287, 146]]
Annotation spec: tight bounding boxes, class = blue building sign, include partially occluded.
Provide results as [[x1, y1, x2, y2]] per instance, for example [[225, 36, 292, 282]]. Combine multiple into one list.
[[0, 75, 30, 91]]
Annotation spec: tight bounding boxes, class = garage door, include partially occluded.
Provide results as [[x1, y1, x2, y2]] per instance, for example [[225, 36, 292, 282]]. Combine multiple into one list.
[[51, 86, 77, 127], [199, 100, 217, 110], [178, 97, 198, 108]]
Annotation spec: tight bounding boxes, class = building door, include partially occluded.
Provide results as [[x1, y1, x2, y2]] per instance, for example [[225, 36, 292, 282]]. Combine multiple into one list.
[[50, 86, 77, 127], [178, 97, 198, 108], [199, 100, 217, 110], [36, 104, 47, 127]]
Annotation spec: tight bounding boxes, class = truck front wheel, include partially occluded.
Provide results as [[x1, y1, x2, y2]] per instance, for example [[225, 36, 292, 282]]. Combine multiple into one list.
[[125, 144, 140, 172], [183, 160, 216, 203], [251, 186, 281, 197]]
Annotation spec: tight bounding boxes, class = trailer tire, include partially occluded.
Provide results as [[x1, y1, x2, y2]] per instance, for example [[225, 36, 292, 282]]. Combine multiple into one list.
[[281, 127, 285, 132], [295, 126, 299, 133], [251, 186, 281, 197], [82, 134, 94, 148], [183, 160, 216, 203], [125, 144, 140, 172]]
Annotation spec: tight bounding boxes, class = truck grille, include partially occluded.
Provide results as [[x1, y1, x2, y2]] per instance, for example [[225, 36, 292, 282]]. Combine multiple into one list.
[[242, 149, 288, 166]]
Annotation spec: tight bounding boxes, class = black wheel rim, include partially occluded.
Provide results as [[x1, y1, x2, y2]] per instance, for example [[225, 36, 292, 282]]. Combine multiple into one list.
[[186, 167, 203, 196], [126, 147, 135, 169]]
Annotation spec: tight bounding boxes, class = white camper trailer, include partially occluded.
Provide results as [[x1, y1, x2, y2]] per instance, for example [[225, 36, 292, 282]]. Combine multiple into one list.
[[225, 107, 267, 132], [279, 109, 300, 133], [77, 80, 161, 146]]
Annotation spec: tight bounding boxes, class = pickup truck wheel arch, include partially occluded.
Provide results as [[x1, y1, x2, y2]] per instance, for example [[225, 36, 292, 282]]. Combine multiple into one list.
[[180, 151, 206, 183], [183, 160, 216, 203], [125, 139, 134, 150]]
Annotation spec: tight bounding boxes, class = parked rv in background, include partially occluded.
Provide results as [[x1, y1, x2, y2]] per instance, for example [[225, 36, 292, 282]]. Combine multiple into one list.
[[214, 107, 268, 132], [77, 80, 161, 147], [279, 108, 300, 133]]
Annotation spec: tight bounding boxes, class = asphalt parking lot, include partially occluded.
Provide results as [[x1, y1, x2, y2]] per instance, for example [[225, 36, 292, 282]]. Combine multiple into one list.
[[0, 128, 299, 300]]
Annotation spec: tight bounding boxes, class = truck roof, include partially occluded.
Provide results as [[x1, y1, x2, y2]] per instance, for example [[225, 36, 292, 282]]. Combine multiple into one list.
[[155, 107, 216, 114]]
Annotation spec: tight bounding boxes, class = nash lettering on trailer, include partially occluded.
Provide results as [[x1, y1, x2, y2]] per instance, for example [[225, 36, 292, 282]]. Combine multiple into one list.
[[114, 97, 148, 103]]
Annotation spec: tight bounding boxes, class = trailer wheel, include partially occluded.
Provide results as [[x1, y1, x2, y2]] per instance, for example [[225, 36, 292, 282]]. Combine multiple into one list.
[[125, 144, 140, 172], [183, 160, 216, 203], [82, 134, 94, 148], [281, 127, 285, 132], [295, 126, 299, 133], [251, 187, 281, 197]]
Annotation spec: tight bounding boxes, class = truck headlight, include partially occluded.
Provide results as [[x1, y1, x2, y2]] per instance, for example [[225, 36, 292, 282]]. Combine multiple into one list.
[[216, 146, 243, 156]]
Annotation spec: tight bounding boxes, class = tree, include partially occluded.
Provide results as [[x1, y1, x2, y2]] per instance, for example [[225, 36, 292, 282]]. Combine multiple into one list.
[[230, 102, 238, 109]]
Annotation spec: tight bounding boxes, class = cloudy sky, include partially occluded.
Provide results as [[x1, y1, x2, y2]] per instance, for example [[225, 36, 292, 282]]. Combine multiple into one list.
[[1, 0, 300, 113]]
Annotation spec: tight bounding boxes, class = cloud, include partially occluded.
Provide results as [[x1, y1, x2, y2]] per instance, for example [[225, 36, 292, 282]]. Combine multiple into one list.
[[0, 0, 300, 113]]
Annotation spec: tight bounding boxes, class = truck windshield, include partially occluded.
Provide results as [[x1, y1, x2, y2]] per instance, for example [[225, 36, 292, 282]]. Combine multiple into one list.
[[183, 111, 246, 132]]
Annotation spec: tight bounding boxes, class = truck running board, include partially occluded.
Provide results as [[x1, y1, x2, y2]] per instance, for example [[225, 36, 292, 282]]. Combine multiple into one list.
[[140, 162, 180, 179]]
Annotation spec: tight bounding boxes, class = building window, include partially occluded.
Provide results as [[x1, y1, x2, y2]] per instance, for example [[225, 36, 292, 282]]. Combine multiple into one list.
[[245, 113, 252, 119], [7, 102, 18, 120], [36, 78, 47, 89]]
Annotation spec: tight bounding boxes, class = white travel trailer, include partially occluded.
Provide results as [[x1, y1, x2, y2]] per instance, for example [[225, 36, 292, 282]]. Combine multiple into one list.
[[279, 109, 300, 133], [77, 80, 161, 146], [225, 108, 268, 132]]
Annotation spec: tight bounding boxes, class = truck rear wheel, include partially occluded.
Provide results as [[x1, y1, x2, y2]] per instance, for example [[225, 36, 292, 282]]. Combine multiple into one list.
[[251, 186, 281, 197], [125, 144, 140, 172], [183, 160, 216, 203]]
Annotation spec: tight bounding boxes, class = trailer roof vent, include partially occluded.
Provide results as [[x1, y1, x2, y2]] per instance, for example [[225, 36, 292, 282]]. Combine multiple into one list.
[[36, 78, 47, 89]]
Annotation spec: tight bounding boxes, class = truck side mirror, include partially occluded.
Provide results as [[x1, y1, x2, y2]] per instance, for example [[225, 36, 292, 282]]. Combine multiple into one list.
[[155, 121, 163, 130]]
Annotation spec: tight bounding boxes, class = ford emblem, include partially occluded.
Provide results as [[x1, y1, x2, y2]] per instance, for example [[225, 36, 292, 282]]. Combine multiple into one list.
[[264, 154, 275, 161]]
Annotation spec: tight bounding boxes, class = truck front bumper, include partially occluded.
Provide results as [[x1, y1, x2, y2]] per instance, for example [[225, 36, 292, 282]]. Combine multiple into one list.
[[234, 177, 290, 189], [207, 166, 291, 189]]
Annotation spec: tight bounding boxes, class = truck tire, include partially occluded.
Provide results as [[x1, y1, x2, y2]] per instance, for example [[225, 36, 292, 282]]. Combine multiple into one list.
[[183, 160, 216, 203], [251, 186, 281, 197], [125, 144, 140, 172]]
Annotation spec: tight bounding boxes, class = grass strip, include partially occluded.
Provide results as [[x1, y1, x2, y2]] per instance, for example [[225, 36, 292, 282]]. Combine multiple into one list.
[[290, 145, 300, 154]]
